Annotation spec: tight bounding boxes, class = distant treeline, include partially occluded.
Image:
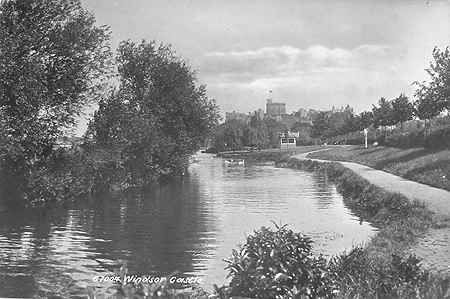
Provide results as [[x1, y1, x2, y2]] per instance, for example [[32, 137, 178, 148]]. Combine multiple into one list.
[[0, 0, 219, 206], [213, 47, 450, 152]]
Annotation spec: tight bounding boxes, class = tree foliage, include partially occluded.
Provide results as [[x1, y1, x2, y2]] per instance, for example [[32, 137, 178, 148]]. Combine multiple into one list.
[[311, 111, 330, 139], [415, 47, 450, 115], [87, 40, 219, 184], [358, 111, 374, 130], [413, 47, 450, 135], [213, 118, 288, 152], [0, 0, 111, 194], [225, 224, 337, 299], [391, 94, 414, 128], [311, 106, 355, 139], [372, 97, 395, 129]]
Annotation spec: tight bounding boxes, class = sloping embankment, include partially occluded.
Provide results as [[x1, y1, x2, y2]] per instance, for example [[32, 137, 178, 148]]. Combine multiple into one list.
[[277, 152, 450, 276]]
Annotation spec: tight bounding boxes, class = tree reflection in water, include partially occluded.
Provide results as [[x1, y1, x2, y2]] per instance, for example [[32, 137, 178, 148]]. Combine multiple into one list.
[[0, 154, 376, 297]]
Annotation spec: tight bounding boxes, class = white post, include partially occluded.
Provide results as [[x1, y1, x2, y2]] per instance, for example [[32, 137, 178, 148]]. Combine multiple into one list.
[[364, 128, 368, 149]]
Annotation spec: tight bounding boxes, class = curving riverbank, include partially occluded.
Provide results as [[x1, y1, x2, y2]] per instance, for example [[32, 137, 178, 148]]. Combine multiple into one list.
[[77, 149, 448, 298], [218, 146, 449, 297], [294, 149, 450, 276], [273, 153, 448, 297]]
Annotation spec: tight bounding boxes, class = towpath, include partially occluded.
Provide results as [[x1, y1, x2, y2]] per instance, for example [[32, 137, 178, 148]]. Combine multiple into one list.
[[293, 149, 450, 275]]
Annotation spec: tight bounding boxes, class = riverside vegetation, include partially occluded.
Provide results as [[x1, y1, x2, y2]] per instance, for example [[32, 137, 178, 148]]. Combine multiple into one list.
[[212, 47, 449, 154], [221, 156, 448, 299], [0, 0, 219, 207], [307, 145, 450, 191], [1, 1, 449, 298], [96, 154, 448, 299]]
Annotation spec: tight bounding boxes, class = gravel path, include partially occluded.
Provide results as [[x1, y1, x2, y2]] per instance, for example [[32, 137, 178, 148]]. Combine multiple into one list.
[[293, 149, 450, 275]]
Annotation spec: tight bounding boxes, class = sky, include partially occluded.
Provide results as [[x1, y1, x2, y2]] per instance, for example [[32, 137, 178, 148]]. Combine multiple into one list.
[[77, 0, 450, 133]]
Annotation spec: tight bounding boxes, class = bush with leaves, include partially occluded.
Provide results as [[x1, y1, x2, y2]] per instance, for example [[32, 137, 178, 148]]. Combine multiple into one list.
[[225, 224, 337, 299], [330, 247, 449, 299], [424, 125, 450, 149], [414, 47, 450, 136], [0, 0, 112, 203], [86, 40, 220, 187]]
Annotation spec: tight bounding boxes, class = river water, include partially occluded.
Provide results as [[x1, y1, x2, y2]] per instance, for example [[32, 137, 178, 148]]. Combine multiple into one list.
[[0, 153, 376, 298]]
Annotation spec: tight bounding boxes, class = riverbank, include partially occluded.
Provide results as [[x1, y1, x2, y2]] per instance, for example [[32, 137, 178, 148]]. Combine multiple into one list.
[[218, 147, 450, 274], [217, 147, 450, 295], [83, 148, 448, 298], [274, 155, 448, 297], [217, 145, 330, 162], [303, 146, 450, 277], [306, 145, 450, 191]]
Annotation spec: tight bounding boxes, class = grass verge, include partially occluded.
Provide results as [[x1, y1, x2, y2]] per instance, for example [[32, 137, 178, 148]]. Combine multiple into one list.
[[307, 145, 450, 191], [85, 152, 449, 298], [274, 156, 448, 298]]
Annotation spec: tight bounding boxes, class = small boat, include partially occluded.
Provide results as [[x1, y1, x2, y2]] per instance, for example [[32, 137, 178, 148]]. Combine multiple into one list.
[[224, 158, 245, 166]]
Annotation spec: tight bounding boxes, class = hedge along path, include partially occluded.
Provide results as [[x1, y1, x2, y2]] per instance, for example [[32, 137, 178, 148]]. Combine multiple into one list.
[[294, 148, 450, 276]]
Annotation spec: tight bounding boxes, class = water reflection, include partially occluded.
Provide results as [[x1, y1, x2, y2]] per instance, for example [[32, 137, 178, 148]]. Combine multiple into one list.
[[311, 170, 336, 210], [0, 153, 376, 297]]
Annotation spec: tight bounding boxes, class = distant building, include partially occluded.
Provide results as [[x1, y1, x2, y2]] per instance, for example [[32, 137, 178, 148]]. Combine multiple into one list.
[[252, 108, 265, 120], [266, 99, 286, 120], [279, 131, 298, 149], [225, 111, 250, 123]]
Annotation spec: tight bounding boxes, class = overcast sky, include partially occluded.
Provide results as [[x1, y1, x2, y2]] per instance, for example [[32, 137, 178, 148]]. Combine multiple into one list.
[[80, 0, 449, 127]]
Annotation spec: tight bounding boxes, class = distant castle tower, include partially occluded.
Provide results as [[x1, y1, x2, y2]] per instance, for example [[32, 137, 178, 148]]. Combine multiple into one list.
[[265, 91, 286, 120]]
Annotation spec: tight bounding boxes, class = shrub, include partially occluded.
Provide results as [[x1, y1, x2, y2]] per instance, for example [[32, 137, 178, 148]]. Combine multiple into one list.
[[225, 224, 337, 299], [314, 129, 380, 146], [381, 125, 450, 149], [223, 223, 446, 299], [19, 147, 125, 206], [424, 126, 450, 149], [384, 130, 425, 148], [329, 248, 447, 299]]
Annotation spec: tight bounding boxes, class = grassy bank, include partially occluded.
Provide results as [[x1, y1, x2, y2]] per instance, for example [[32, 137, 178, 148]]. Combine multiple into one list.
[[307, 145, 450, 191], [217, 146, 326, 162], [85, 150, 449, 298], [274, 156, 448, 298]]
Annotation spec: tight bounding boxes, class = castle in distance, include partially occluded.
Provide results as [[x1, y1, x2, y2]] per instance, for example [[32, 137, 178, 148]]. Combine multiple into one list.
[[265, 99, 286, 121], [225, 96, 315, 129]]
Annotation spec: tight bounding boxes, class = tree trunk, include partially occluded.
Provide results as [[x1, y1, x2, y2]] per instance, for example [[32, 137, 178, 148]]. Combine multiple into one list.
[[429, 119, 432, 135], [423, 119, 429, 138]]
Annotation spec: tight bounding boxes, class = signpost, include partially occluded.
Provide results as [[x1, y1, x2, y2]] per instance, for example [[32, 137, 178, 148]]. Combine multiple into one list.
[[363, 128, 368, 149]]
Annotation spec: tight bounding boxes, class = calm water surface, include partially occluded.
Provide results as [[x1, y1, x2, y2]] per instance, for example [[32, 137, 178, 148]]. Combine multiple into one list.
[[0, 153, 376, 297]]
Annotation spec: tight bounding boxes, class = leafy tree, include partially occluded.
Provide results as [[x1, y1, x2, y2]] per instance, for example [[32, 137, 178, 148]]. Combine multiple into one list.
[[290, 121, 311, 132], [0, 0, 111, 193], [341, 113, 360, 135], [415, 47, 450, 114], [213, 117, 291, 151], [414, 47, 450, 136], [414, 87, 442, 136], [290, 122, 313, 145], [87, 40, 219, 184], [213, 120, 247, 151], [372, 97, 395, 136], [392, 94, 414, 129], [358, 111, 374, 130], [246, 120, 270, 148], [266, 119, 287, 147], [311, 106, 356, 140], [311, 111, 330, 139]]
